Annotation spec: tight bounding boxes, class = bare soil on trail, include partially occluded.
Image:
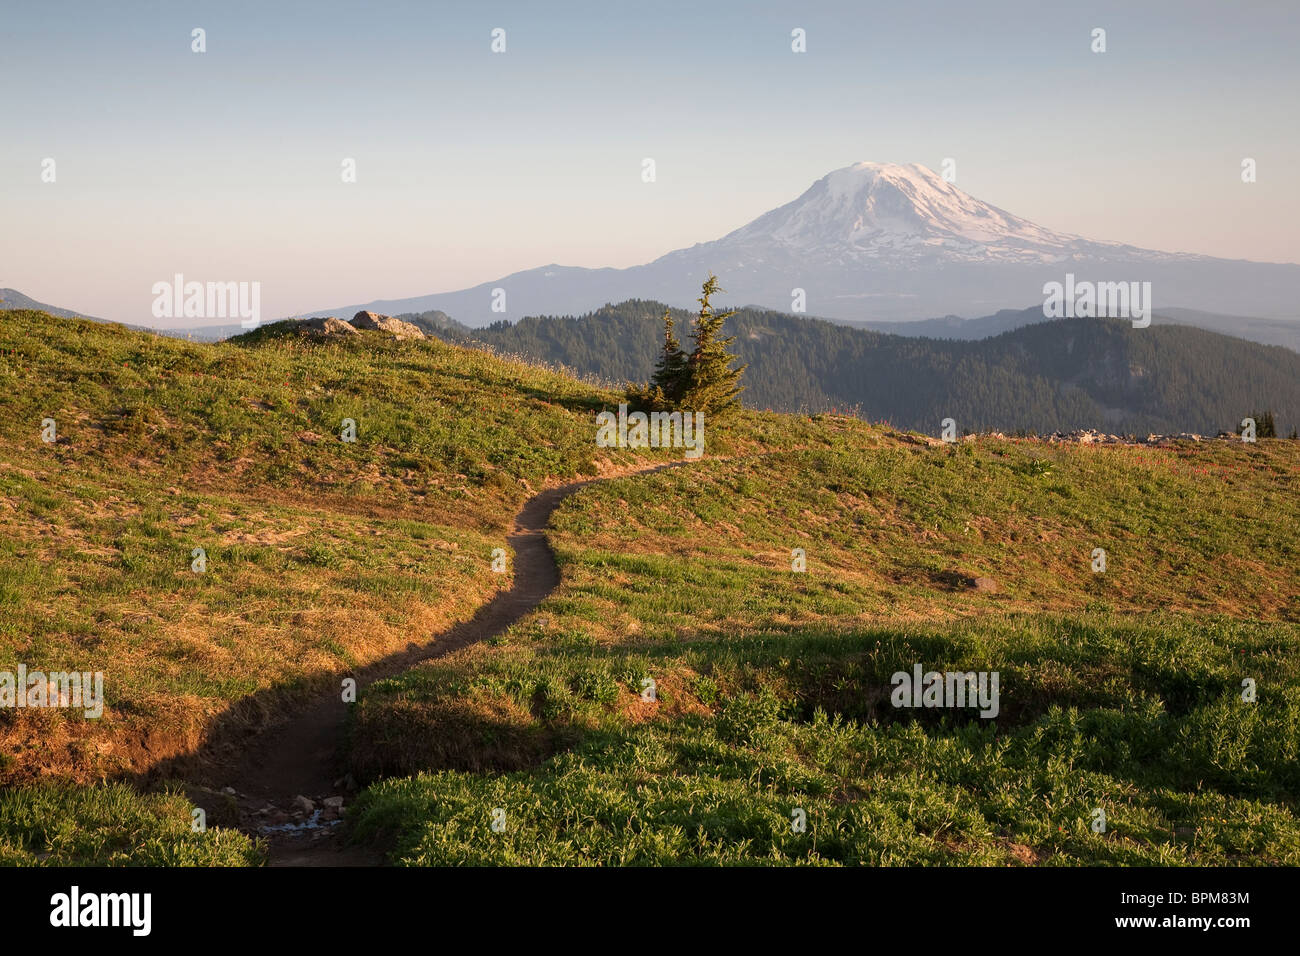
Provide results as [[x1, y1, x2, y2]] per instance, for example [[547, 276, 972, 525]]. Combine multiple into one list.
[[180, 462, 681, 866]]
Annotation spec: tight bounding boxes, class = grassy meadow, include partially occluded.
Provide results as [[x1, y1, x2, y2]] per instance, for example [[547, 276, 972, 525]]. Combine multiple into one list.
[[346, 444, 1299, 865], [1, 308, 1297, 865]]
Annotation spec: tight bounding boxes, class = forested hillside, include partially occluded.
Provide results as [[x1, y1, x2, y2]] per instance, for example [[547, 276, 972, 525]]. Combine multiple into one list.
[[423, 301, 1300, 435]]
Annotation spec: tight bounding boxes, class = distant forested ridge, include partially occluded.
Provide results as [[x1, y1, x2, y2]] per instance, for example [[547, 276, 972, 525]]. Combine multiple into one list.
[[406, 300, 1300, 436]]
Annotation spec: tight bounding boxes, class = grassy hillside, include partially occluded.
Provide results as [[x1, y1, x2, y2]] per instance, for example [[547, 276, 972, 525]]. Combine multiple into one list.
[[1, 308, 1297, 866], [0, 308, 829, 862], [349, 441, 1300, 865], [435, 300, 1300, 434], [0, 308, 644, 786]]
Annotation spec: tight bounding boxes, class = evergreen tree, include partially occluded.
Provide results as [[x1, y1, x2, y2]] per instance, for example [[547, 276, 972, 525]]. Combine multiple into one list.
[[1262, 409, 1277, 438], [680, 274, 747, 416], [648, 308, 688, 403], [1249, 409, 1277, 437]]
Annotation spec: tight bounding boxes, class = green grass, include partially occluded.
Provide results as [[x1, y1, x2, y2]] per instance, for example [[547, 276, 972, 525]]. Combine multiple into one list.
[[348, 616, 1300, 865], [349, 440, 1300, 865], [3, 309, 1298, 866], [0, 310, 842, 518], [544, 445, 1299, 632], [0, 783, 262, 866], [1, 309, 786, 784]]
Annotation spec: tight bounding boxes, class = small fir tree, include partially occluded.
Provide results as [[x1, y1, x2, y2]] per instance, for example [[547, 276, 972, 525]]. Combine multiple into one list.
[[648, 308, 688, 403], [628, 275, 747, 415], [680, 274, 746, 416]]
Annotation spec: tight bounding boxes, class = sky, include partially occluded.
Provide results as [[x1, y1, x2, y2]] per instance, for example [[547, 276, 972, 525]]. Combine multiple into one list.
[[2, 0, 1297, 326]]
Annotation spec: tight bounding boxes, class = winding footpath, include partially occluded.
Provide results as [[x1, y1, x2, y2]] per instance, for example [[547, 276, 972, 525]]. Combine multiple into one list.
[[194, 462, 683, 866]]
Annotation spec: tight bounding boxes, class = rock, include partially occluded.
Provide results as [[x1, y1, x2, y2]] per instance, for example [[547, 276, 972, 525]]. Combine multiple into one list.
[[221, 786, 237, 796], [292, 795, 315, 814], [322, 796, 344, 810], [300, 316, 359, 338], [970, 576, 999, 593], [350, 310, 426, 340]]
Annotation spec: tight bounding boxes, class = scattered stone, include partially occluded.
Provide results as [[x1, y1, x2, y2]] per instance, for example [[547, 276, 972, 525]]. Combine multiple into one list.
[[322, 796, 344, 810], [292, 795, 315, 814], [971, 576, 999, 593], [1039, 428, 1212, 446], [350, 310, 426, 340], [299, 316, 359, 338], [221, 786, 237, 796]]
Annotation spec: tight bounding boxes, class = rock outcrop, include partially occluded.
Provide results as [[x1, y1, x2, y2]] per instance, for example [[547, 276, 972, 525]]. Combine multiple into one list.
[[349, 310, 425, 340], [295, 311, 426, 341], [299, 316, 359, 338]]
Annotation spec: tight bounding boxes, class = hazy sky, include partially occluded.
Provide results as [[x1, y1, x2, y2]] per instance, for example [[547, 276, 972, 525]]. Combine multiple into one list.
[[2, 0, 1297, 326]]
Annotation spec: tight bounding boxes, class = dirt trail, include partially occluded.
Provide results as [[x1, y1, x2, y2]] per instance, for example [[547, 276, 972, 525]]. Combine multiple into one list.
[[201, 461, 684, 866]]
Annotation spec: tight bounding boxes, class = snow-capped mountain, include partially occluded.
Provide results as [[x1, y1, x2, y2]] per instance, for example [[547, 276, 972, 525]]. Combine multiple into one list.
[[715, 162, 1088, 264], [304, 163, 1300, 326]]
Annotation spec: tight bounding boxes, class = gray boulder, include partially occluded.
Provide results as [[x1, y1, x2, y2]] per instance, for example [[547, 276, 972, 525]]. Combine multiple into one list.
[[350, 310, 425, 340]]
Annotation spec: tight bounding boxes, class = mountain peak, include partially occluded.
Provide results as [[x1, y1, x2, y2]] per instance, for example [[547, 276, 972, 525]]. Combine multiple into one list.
[[832, 160, 944, 185], [725, 161, 1082, 264]]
